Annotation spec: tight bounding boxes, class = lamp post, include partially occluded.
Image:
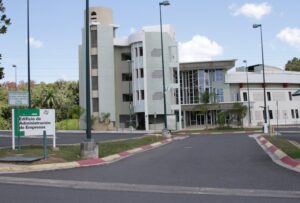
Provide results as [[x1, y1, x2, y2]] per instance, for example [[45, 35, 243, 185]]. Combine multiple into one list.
[[27, 0, 31, 108], [85, 0, 92, 140], [243, 60, 251, 126], [12, 65, 17, 90], [253, 24, 268, 133], [159, 0, 170, 133]]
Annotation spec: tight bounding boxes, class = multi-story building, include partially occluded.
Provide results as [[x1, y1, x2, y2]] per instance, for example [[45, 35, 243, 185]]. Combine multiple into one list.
[[226, 64, 300, 127], [179, 60, 237, 128], [79, 7, 181, 131]]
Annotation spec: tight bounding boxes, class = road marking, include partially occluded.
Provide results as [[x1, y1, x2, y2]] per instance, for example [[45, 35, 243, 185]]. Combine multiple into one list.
[[0, 176, 299, 199]]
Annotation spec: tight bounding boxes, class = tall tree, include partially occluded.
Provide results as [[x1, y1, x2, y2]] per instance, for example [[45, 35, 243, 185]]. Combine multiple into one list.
[[0, 0, 10, 34], [0, 0, 11, 80], [285, 57, 300, 71]]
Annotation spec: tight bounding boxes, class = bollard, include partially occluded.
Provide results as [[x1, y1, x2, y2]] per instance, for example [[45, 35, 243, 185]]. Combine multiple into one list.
[[43, 130, 48, 159]]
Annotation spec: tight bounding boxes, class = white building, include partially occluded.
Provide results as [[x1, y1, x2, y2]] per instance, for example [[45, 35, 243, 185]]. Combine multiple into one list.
[[226, 64, 300, 127], [79, 7, 181, 131]]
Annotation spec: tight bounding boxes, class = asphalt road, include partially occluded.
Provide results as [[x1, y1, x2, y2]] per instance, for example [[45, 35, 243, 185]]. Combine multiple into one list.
[[0, 131, 147, 148], [0, 134, 299, 202], [275, 127, 300, 143]]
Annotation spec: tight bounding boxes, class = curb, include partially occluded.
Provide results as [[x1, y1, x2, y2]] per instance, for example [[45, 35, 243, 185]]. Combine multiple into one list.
[[252, 134, 300, 173], [0, 136, 188, 174]]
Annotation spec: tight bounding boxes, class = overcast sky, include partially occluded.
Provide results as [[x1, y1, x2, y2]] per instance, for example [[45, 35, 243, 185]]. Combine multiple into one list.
[[0, 0, 299, 83]]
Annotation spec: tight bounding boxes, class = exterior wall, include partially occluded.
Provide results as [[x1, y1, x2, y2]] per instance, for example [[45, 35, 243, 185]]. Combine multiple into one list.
[[79, 7, 116, 129], [240, 84, 300, 126], [114, 46, 132, 129], [97, 25, 116, 122]]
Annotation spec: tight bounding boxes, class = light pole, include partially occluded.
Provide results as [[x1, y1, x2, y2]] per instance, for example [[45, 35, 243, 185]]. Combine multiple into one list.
[[159, 0, 170, 133], [243, 60, 251, 126], [27, 0, 31, 108], [253, 24, 268, 133], [12, 65, 17, 90], [85, 0, 92, 140]]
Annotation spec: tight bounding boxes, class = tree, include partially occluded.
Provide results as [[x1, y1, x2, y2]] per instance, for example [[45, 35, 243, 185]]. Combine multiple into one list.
[[0, 0, 11, 80], [230, 102, 247, 127], [101, 112, 111, 130], [0, 0, 10, 34], [285, 57, 300, 71]]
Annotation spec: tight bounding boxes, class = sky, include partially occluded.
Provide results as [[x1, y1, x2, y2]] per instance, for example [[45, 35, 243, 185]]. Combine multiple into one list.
[[0, 0, 299, 83]]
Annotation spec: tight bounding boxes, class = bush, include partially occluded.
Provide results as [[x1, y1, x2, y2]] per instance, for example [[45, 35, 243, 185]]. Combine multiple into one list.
[[0, 117, 10, 129]]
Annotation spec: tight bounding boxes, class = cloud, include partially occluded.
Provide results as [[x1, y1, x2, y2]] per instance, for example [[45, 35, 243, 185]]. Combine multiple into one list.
[[27, 37, 43, 48], [229, 2, 272, 20], [178, 35, 223, 62], [277, 27, 300, 49]]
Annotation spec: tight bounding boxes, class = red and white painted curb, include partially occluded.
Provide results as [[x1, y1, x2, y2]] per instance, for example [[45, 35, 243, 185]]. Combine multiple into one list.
[[78, 138, 174, 167], [252, 134, 300, 173]]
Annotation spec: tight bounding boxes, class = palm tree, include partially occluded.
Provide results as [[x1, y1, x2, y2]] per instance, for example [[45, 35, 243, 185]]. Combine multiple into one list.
[[101, 112, 111, 130], [230, 102, 247, 127]]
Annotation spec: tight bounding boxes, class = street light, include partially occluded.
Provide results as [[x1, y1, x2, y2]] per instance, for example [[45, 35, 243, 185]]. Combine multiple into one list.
[[27, 0, 31, 108], [159, 0, 170, 133], [85, 0, 92, 140], [12, 65, 17, 90], [243, 60, 251, 126], [253, 23, 268, 133]]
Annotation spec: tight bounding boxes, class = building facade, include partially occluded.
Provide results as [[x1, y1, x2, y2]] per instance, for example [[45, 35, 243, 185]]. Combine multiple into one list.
[[226, 65, 300, 127], [79, 7, 181, 131]]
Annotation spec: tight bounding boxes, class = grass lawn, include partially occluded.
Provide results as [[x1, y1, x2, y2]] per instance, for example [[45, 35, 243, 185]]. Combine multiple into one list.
[[0, 135, 165, 163], [56, 119, 80, 130], [265, 136, 300, 159]]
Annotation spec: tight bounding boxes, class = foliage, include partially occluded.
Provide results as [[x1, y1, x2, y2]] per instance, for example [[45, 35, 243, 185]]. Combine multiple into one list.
[[0, 80, 80, 129], [56, 119, 79, 130], [217, 111, 227, 128], [197, 91, 216, 129], [101, 112, 111, 130], [229, 102, 247, 127], [0, 0, 11, 34], [0, 54, 4, 80], [285, 57, 300, 71]]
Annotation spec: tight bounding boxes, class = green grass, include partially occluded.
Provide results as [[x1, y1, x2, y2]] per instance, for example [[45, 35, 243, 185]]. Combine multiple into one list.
[[0, 136, 165, 163], [56, 119, 80, 130], [265, 136, 300, 159], [99, 136, 164, 157]]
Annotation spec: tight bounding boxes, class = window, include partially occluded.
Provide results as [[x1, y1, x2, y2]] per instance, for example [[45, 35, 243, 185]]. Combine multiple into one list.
[[289, 92, 292, 101], [135, 48, 138, 57], [91, 29, 97, 48], [141, 90, 145, 100], [139, 47, 143, 56], [136, 69, 139, 78], [243, 92, 248, 101], [122, 94, 133, 102], [121, 53, 131, 61], [215, 69, 223, 81], [268, 110, 273, 119], [92, 98, 99, 112], [296, 109, 299, 119], [140, 68, 144, 78], [92, 76, 98, 90], [267, 92, 271, 101], [216, 88, 224, 103], [291, 109, 295, 119], [91, 55, 98, 69], [91, 11, 97, 16], [136, 91, 139, 100], [122, 73, 132, 81]]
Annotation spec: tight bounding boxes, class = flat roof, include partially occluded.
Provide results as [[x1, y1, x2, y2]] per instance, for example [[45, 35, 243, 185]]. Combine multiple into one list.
[[180, 59, 236, 71]]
